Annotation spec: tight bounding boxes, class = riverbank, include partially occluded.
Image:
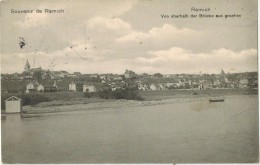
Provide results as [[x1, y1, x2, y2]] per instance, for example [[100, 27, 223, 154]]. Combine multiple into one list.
[[139, 88, 258, 100], [23, 93, 257, 115], [1, 88, 255, 114]]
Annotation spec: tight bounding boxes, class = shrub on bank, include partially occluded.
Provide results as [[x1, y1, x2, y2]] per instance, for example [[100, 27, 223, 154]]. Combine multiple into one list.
[[84, 92, 92, 98], [21, 94, 49, 106], [98, 89, 144, 101], [98, 90, 112, 99]]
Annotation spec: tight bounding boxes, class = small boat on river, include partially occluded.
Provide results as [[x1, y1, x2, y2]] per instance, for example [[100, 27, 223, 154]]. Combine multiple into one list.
[[209, 98, 225, 103]]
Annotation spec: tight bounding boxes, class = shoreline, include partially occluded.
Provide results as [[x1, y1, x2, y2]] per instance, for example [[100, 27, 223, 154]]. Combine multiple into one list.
[[22, 94, 258, 115]]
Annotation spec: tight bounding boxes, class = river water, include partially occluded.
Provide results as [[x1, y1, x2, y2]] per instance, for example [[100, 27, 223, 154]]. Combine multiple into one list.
[[1, 96, 258, 163]]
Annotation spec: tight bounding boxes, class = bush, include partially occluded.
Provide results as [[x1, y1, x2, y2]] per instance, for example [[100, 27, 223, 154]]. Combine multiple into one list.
[[21, 94, 49, 106], [84, 92, 92, 98], [98, 90, 112, 99], [98, 89, 144, 101]]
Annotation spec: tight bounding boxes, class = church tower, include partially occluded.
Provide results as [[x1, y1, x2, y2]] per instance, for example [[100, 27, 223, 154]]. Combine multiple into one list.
[[24, 59, 30, 72]]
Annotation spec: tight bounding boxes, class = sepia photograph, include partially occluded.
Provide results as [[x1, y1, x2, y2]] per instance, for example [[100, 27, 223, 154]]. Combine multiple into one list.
[[0, 0, 258, 163]]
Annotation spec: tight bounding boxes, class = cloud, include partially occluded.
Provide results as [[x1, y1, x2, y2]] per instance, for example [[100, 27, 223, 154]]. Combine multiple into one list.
[[87, 17, 132, 33], [114, 23, 205, 54], [13, 2, 67, 29], [14, 12, 49, 29], [107, 0, 138, 17], [1, 46, 257, 74], [117, 24, 199, 42], [133, 47, 257, 74]]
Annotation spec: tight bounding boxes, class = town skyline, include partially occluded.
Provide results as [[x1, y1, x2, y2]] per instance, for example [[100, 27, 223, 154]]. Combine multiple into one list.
[[2, 58, 257, 94], [1, 58, 258, 75]]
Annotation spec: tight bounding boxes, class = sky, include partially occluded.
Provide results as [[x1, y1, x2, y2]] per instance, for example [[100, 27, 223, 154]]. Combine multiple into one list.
[[0, 0, 258, 74]]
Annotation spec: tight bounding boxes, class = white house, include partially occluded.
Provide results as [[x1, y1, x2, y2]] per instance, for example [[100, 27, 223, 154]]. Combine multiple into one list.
[[111, 85, 122, 91], [240, 79, 248, 85], [124, 70, 135, 79], [90, 74, 99, 78], [69, 82, 76, 91], [166, 83, 174, 88], [158, 83, 166, 90], [26, 82, 36, 90], [114, 76, 123, 81], [199, 81, 213, 90], [67, 74, 76, 78], [214, 79, 221, 86], [178, 80, 185, 87], [26, 81, 39, 93], [69, 82, 83, 91], [175, 82, 182, 88], [150, 84, 158, 90], [37, 84, 44, 92], [239, 79, 249, 88], [83, 84, 97, 93], [198, 83, 204, 90], [138, 84, 149, 91]]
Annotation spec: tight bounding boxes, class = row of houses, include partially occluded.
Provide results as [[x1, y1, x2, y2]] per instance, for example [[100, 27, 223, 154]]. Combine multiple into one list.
[[26, 81, 103, 93], [2, 76, 257, 94], [1, 79, 127, 94], [2, 63, 258, 89], [1, 64, 258, 93]]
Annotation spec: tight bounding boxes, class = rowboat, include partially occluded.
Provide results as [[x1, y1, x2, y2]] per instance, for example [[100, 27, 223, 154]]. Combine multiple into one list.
[[209, 99, 225, 102]]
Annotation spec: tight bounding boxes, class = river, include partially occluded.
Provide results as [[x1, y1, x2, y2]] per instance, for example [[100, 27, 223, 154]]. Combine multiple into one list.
[[1, 95, 258, 163]]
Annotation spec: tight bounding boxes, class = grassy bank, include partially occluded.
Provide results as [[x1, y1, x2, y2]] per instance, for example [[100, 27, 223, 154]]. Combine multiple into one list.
[[98, 89, 144, 101], [1, 88, 257, 110], [139, 88, 258, 101]]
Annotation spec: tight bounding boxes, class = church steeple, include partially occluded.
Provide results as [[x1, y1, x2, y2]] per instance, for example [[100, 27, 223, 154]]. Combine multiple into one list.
[[220, 69, 225, 76], [24, 59, 30, 72]]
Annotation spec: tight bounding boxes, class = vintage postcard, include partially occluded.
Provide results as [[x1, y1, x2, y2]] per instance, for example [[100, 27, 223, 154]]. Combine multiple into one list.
[[0, 0, 258, 163]]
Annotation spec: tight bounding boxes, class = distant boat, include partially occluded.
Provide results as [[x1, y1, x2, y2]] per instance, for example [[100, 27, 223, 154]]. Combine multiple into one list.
[[209, 98, 225, 103]]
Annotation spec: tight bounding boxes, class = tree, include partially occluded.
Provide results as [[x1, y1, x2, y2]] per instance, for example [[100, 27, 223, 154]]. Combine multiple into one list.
[[153, 73, 163, 78], [33, 71, 43, 81]]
